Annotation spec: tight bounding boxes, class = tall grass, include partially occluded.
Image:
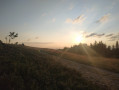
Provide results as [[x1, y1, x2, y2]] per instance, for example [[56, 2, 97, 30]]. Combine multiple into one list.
[[0, 44, 104, 90], [41, 48, 119, 73]]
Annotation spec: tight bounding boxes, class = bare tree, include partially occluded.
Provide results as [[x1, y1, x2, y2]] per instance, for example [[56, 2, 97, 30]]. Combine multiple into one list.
[[8, 32, 18, 43]]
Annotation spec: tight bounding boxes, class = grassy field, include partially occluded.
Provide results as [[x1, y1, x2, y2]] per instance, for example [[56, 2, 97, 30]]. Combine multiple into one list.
[[40, 48, 119, 73], [0, 44, 105, 90]]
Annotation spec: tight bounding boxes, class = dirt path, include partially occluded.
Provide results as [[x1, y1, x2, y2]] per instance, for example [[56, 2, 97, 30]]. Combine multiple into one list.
[[51, 55, 119, 90]]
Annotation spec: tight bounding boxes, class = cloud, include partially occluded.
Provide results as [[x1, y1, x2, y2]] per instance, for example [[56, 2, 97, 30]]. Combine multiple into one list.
[[86, 33, 97, 38], [73, 15, 86, 24], [96, 33, 105, 37], [85, 33, 105, 38], [97, 14, 110, 23], [108, 34, 119, 41], [65, 15, 86, 24], [52, 18, 56, 22], [105, 34, 113, 37]]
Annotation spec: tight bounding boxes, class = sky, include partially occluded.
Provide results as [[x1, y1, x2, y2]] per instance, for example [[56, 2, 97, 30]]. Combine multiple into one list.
[[0, 0, 119, 48]]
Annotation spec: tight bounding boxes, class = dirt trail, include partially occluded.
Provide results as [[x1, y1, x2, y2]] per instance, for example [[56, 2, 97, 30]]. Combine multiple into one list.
[[51, 56, 119, 90]]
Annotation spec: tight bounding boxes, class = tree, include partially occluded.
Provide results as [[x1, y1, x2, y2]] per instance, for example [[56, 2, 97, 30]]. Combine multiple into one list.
[[5, 37, 7, 43], [107, 46, 111, 51], [90, 43, 93, 48], [8, 32, 18, 43], [116, 41, 119, 49], [94, 41, 97, 46], [112, 45, 115, 50], [0, 40, 4, 49]]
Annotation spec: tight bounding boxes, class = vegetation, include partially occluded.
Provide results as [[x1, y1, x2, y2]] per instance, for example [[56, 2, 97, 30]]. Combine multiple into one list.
[[5, 32, 18, 43], [41, 48, 119, 73], [63, 41, 119, 58], [0, 41, 104, 90]]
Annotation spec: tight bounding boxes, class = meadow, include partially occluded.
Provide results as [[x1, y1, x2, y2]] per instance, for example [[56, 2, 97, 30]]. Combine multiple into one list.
[[0, 44, 105, 90], [41, 48, 119, 73]]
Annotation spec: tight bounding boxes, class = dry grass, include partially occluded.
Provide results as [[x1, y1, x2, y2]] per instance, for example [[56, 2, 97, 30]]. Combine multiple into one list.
[[0, 45, 104, 90], [41, 49, 119, 73]]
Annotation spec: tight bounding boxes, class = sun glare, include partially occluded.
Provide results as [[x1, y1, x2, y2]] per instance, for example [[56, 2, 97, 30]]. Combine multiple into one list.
[[74, 34, 83, 44]]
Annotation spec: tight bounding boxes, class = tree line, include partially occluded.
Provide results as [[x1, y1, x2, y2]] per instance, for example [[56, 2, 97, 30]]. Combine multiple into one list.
[[90, 41, 119, 58], [63, 41, 119, 58]]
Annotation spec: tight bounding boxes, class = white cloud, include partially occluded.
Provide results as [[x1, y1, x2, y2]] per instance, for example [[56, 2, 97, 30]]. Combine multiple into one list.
[[65, 15, 86, 24], [97, 14, 110, 23]]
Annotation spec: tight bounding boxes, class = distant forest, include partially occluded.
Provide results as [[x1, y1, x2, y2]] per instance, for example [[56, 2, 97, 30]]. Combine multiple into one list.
[[63, 41, 119, 58]]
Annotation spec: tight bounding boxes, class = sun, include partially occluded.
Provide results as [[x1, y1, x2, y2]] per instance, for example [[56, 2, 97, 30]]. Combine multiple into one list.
[[74, 34, 83, 44]]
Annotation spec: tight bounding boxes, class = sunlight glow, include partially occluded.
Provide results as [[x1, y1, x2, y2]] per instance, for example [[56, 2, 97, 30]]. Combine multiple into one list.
[[74, 34, 84, 44]]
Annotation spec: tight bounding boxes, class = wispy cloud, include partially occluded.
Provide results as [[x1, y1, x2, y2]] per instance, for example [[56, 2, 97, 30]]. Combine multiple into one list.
[[96, 33, 105, 37], [105, 34, 113, 37], [85, 33, 105, 38], [97, 14, 110, 23], [73, 15, 86, 24], [108, 33, 119, 41], [85, 33, 97, 38], [65, 15, 86, 24]]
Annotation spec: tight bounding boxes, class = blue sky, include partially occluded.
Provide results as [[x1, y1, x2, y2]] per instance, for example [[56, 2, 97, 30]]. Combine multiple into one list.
[[0, 0, 119, 48]]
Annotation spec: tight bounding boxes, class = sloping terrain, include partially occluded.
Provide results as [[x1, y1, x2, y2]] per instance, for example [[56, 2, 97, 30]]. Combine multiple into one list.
[[0, 44, 102, 90], [40, 48, 119, 90], [49, 55, 119, 90], [41, 48, 119, 73]]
